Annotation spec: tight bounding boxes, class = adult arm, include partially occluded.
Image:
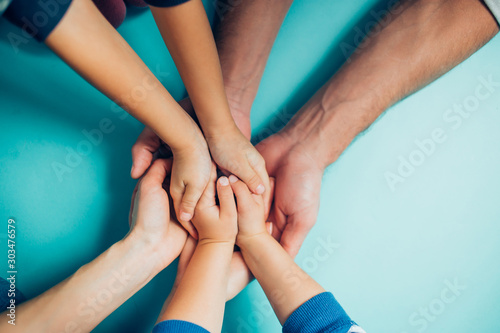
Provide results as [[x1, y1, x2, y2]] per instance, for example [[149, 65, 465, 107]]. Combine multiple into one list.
[[0, 159, 188, 332], [257, 0, 500, 257]]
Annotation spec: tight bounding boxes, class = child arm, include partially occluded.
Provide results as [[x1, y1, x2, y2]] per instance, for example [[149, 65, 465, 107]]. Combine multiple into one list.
[[230, 176, 363, 332], [149, 0, 270, 197], [155, 169, 238, 332]]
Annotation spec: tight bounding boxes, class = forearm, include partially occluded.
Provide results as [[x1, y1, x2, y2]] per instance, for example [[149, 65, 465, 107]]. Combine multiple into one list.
[[3, 233, 166, 332], [239, 234, 324, 325], [283, 0, 499, 168], [45, 0, 198, 151], [151, 0, 236, 137], [215, 0, 294, 112], [159, 241, 234, 332]]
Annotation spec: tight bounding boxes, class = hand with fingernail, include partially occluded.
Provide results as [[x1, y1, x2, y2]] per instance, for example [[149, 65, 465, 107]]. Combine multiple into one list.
[[190, 165, 238, 244], [205, 125, 270, 197]]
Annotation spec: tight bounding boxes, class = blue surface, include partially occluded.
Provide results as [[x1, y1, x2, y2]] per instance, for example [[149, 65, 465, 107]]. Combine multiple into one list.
[[1, 1, 500, 332]]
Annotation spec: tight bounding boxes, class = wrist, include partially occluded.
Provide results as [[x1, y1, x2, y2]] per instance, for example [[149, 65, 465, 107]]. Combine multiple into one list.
[[124, 230, 171, 274], [281, 99, 379, 169], [237, 231, 273, 251]]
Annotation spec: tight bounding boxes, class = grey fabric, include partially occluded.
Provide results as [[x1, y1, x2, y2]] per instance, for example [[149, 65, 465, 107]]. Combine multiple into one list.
[[0, 0, 12, 15], [485, 0, 500, 24]]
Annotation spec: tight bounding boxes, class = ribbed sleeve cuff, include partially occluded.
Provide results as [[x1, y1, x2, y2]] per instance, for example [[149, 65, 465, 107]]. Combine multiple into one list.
[[144, 0, 190, 8], [283, 292, 357, 333], [153, 319, 210, 333]]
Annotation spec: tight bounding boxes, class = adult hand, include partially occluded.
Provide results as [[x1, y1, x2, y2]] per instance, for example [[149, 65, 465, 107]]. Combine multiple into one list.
[[256, 133, 324, 258], [128, 158, 189, 269]]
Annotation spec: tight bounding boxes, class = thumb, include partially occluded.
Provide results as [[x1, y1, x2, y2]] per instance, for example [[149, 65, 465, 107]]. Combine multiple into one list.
[[131, 127, 161, 179], [279, 211, 317, 259], [237, 163, 266, 195]]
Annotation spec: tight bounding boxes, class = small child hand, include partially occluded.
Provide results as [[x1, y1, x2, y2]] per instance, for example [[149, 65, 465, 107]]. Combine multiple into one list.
[[206, 126, 269, 196], [228, 175, 268, 246], [191, 165, 238, 243]]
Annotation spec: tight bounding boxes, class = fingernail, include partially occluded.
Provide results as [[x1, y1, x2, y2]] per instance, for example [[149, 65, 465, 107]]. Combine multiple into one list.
[[180, 212, 192, 221], [229, 175, 238, 183], [256, 184, 265, 194], [219, 177, 229, 186]]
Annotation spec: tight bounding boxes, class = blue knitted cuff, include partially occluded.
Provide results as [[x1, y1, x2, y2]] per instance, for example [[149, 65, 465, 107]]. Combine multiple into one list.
[[144, 0, 190, 8], [153, 319, 210, 333], [283, 292, 356, 333]]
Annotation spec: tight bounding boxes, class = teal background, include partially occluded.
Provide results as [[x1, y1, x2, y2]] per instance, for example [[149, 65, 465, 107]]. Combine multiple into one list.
[[1, 0, 500, 332]]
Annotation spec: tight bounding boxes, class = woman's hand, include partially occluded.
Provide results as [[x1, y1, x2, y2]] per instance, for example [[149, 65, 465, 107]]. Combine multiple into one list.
[[128, 158, 188, 269]]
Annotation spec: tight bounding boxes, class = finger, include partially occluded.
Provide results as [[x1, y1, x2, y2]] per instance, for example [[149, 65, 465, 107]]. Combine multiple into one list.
[[198, 163, 217, 208], [141, 159, 172, 187], [264, 177, 275, 220], [236, 162, 266, 195], [280, 213, 317, 259], [179, 183, 204, 225], [170, 184, 200, 240], [228, 175, 254, 209], [217, 176, 237, 220], [131, 127, 161, 179]]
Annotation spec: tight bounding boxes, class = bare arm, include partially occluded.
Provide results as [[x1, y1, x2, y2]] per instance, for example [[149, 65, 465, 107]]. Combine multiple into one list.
[[228, 176, 324, 324], [215, 0, 294, 123], [0, 160, 188, 332], [158, 172, 237, 332], [283, 0, 500, 169], [45, 0, 202, 153]]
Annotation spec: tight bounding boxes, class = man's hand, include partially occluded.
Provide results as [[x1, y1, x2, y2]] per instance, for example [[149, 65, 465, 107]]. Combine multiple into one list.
[[256, 133, 324, 258]]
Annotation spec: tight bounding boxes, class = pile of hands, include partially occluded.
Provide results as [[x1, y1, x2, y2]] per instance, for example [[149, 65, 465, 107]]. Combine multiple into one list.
[[127, 98, 326, 297]]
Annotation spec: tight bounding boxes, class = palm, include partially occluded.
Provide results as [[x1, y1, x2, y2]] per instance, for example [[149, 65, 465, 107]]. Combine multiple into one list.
[[257, 133, 324, 257]]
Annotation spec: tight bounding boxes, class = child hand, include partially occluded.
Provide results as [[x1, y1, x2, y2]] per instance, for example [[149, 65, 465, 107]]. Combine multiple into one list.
[[228, 175, 268, 246], [191, 165, 238, 243], [206, 126, 270, 196], [170, 138, 213, 239]]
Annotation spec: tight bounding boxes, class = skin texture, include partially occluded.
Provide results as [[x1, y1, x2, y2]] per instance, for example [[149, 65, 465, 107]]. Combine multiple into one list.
[[150, 0, 270, 228], [132, 0, 499, 259], [44, 0, 214, 235], [0, 159, 188, 332], [229, 175, 325, 325], [157, 168, 237, 332]]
